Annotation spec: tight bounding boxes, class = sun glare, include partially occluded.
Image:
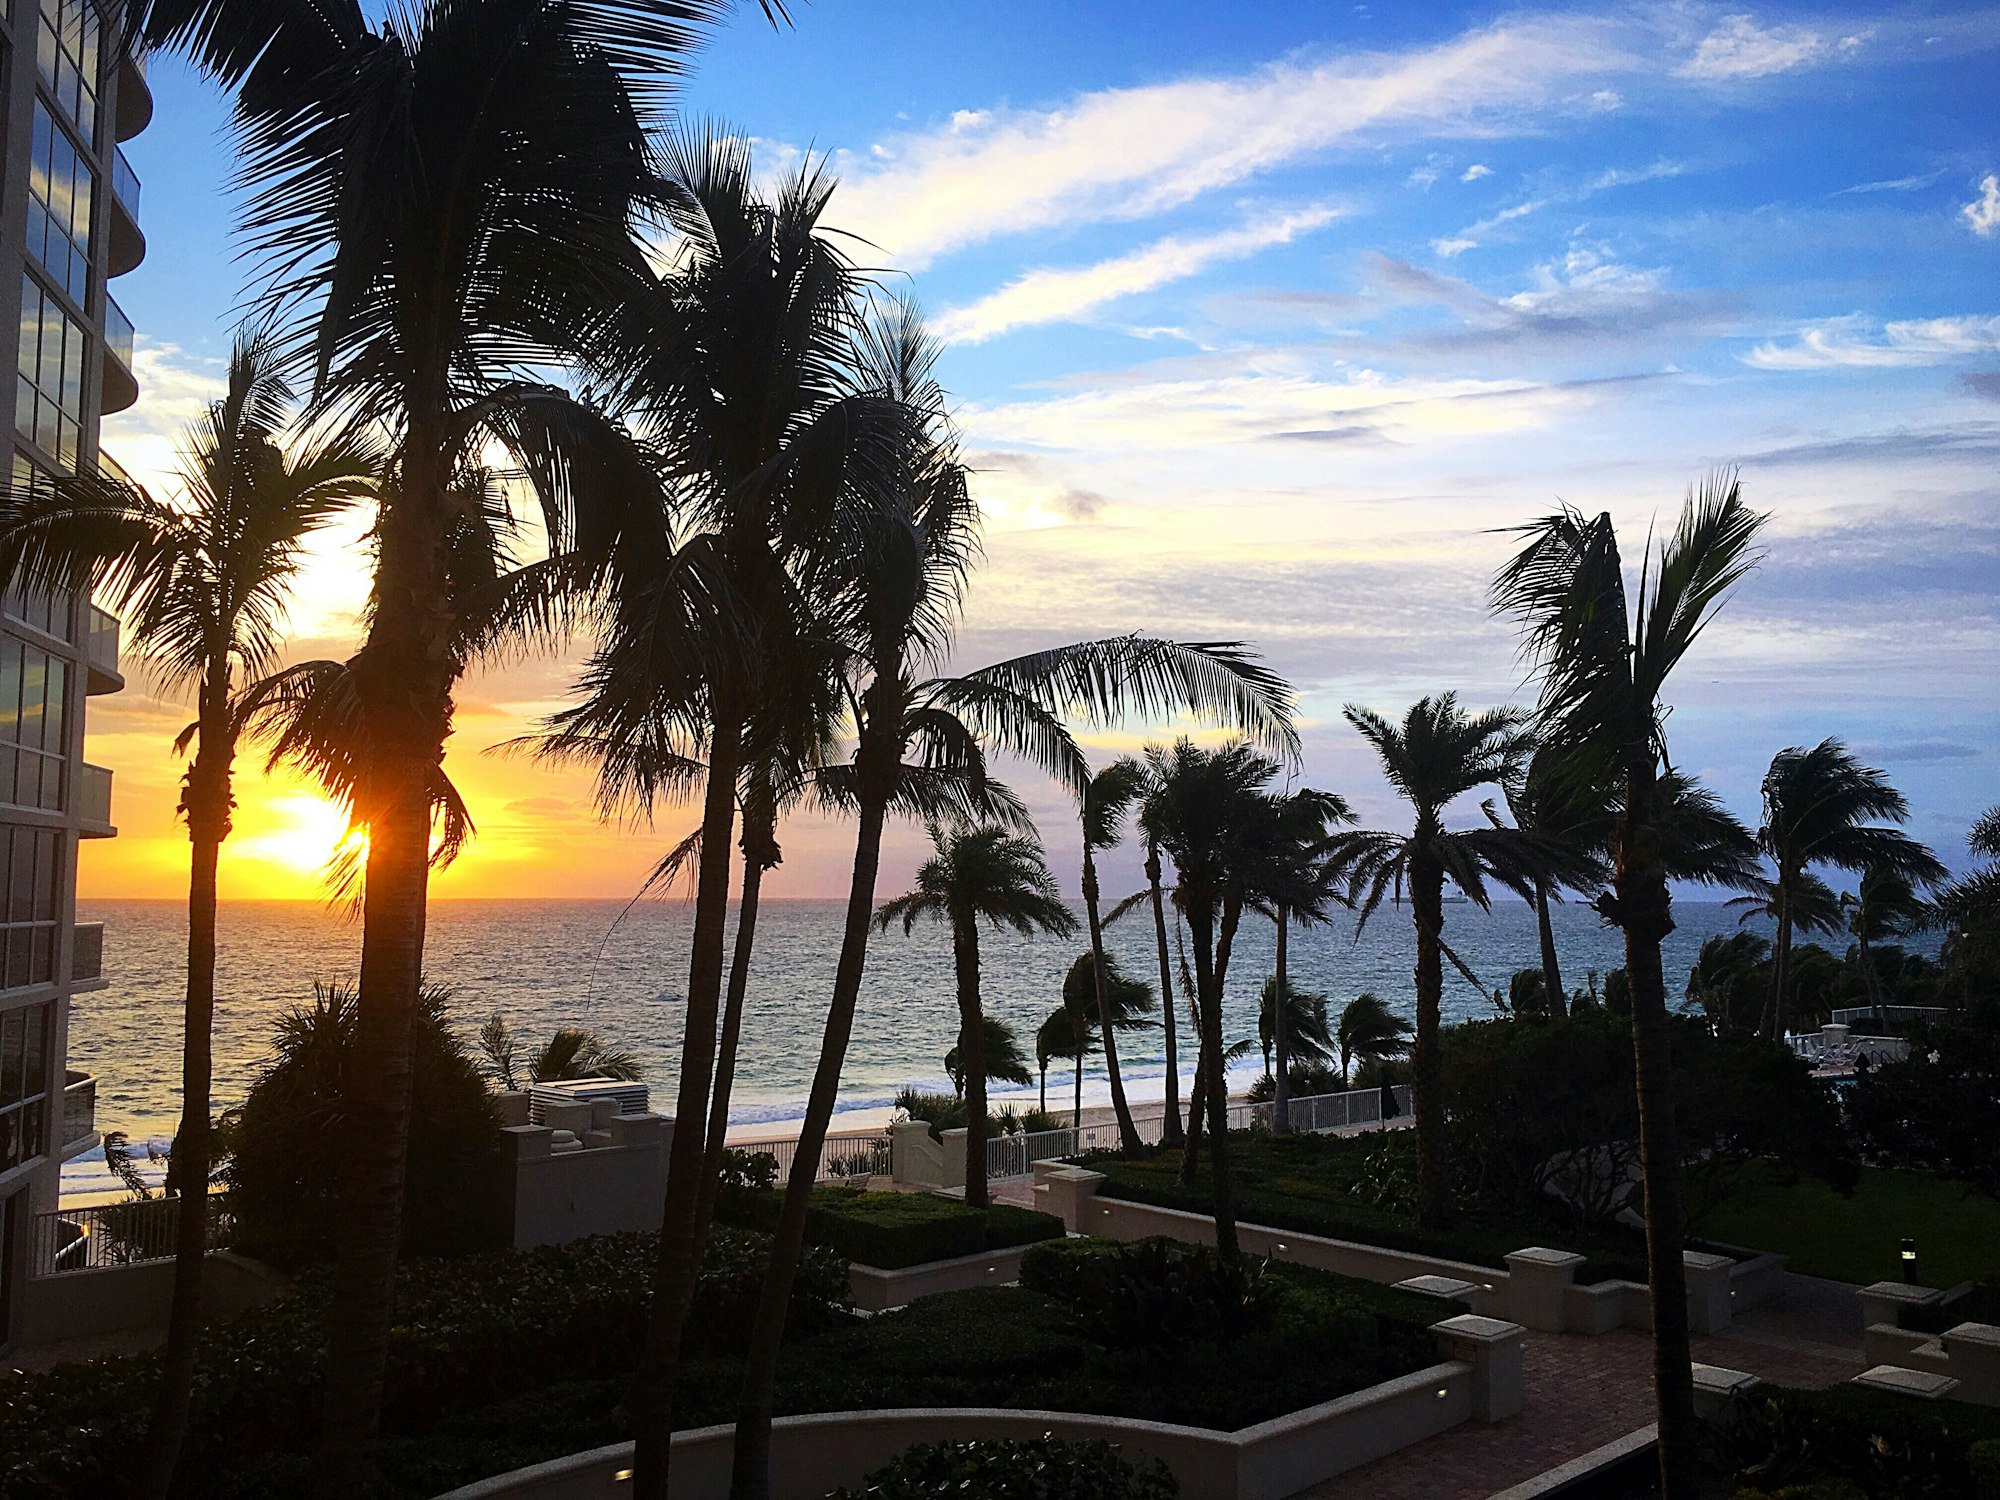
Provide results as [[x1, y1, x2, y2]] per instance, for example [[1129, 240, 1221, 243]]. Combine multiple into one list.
[[233, 794, 368, 876]]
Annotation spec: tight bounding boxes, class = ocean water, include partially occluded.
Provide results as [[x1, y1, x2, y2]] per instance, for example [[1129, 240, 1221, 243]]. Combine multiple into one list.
[[63, 894, 1811, 1195]]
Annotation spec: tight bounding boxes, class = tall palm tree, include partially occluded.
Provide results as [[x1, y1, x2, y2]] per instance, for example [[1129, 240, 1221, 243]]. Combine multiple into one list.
[[1258, 977, 1337, 1080], [1076, 759, 1148, 1152], [1937, 808, 2000, 1002], [1503, 748, 1613, 1017], [130, 4, 739, 1482], [944, 1016, 1034, 1098], [0, 329, 375, 1499], [1841, 865, 1932, 1010], [1054, 949, 1156, 1121], [1492, 472, 1767, 1500], [1262, 787, 1353, 1132], [1336, 993, 1412, 1086], [1325, 695, 1557, 1226], [724, 313, 1295, 1497], [1753, 740, 1944, 1038], [1036, 1003, 1096, 1118], [876, 824, 1077, 1208]]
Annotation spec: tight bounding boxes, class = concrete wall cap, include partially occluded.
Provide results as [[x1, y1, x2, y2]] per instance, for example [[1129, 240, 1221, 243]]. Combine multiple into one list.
[[1691, 1363, 1761, 1394], [1683, 1252, 1734, 1272], [1861, 1280, 1943, 1304], [1395, 1275, 1482, 1300], [1944, 1322, 2000, 1349], [1853, 1364, 1961, 1399], [1434, 1313, 1523, 1343], [1506, 1246, 1586, 1268]]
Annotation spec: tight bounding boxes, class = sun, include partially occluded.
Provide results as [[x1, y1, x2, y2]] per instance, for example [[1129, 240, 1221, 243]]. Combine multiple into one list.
[[232, 794, 369, 877]]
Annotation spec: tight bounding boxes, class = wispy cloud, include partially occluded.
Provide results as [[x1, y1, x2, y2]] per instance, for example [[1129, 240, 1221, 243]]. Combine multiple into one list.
[[1676, 14, 1866, 81], [1963, 174, 2000, 237], [1745, 313, 2000, 370], [825, 15, 1636, 267], [936, 206, 1340, 343], [1460, 163, 1493, 182], [1834, 169, 1945, 195], [1432, 158, 1684, 257]]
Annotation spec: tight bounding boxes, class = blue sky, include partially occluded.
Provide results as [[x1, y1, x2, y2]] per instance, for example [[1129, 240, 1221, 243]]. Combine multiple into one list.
[[86, 2, 2000, 898]]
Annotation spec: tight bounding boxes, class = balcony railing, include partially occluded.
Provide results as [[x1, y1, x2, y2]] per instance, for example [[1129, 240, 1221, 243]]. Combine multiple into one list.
[[84, 603, 121, 693], [100, 298, 138, 414], [103, 296, 135, 369], [31, 1194, 235, 1277], [73, 921, 104, 984], [61, 1070, 96, 1156], [113, 146, 141, 218], [78, 762, 113, 834]]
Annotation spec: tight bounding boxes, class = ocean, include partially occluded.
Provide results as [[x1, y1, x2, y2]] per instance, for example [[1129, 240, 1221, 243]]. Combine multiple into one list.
[[65, 894, 1818, 1196]]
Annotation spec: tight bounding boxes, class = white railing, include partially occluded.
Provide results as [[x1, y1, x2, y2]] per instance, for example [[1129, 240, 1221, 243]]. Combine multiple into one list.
[[986, 1083, 1413, 1182], [1828, 1005, 1946, 1029]]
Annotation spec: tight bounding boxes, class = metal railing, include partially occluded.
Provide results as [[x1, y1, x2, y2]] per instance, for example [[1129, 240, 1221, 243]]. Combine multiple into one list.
[[103, 296, 135, 370], [728, 1130, 892, 1183], [986, 1083, 1414, 1181], [61, 1071, 95, 1151], [112, 145, 141, 218], [29, 1193, 233, 1277], [84, 603, 120, 687], [78, 762, 113, 828], [1827, 1005, 1947, 1030], [72, 921, 104, 982]]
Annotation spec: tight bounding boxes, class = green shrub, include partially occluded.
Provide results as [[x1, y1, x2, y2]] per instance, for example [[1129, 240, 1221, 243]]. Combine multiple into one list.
[[723, 1185, 1065, 1269], [1971, 1438, 2000, 1500], [1018, 1236, 1277, 1350], [827, 1437, 1178, 1499], [1722, 1385, 2000, 1499]]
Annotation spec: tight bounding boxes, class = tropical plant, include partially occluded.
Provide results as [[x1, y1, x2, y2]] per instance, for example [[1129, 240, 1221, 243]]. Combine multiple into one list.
[[1325, 694, 1565, 1227], [1752, 740, 1943, 1038], [1335, 993, 1413, 1086], [876, 824, 1076, 1208], [1937, 808, 2000, 1001], [1035, 1004, 1094, 1118], [1502, 748, 1613, 1016], [1840, 866, 1933, 1010], [1257, 977, 1336, 1080], [476, 1017, 643, 1089], [1684, 931, 1773, 1034], [1259, 787, 1353, 1132], [0, 326, 377, 1497], [128, 3, 744, 1485], [1491, 471, 1767, 1500], [1045, 950, 1156, 1123], [944, 1016, 1035, 1097], [1074, 758, 1149, 1153]]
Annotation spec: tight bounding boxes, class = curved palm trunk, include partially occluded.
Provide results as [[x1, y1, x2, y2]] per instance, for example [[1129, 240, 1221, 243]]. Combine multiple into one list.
[[1189, 893, 1239, 1262], [136, 693, 231, 1500], [952, 910, 990, 1209], [1536, 882, 1567, 1019], [1082, 843, 1141, 1152], [632, 708, 744, 1500], [1763, 877, 1795, 1040], [1410, 851, 1452, 1228], [1147, 845, 1184, 1146], [694, 831, 773, 1246], [319, 486, 452, 1494], [729, 732, 895, 1500], [1271, 910, 1292, 1134], [1615, 766, 1697, 1500]]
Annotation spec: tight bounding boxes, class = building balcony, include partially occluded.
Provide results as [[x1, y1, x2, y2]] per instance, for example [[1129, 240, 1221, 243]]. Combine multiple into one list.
[[72, 921, 106, 991], [78, 763, 115, 837], [101, 297, 137, 415], [107, 147, 145, 278], [84, 604, 123, 694], [61, 1071, 98, 1161], [115, 47, 154, 142]]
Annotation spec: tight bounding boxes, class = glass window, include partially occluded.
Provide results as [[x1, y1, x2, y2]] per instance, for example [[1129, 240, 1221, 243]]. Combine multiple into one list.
[[0, 1002, 53, 1172], [5, 458, 73, 641], [0, 832, 62, 991], [0, 636, 68, 815], [37, 0, 101, 144], [26, 103, 93, 305], [17, 279, 87, 472]]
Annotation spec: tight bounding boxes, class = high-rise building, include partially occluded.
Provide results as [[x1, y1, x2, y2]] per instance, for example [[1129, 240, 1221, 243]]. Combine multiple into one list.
[[0, 0, 146, 1357]]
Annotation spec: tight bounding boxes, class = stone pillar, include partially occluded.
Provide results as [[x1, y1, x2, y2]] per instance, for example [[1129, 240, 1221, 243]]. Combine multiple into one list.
[[1041, 1167, 1107, 1232], [1432, 1314, 1526, 1421], [1942, 1323, 2000, 1406], [494, 1090, 533, 1127], [939, 1128, 969, 1192], [1859, 1280, 1944, 1331], [1691, 1363, 1762, 1420], [1503, 1247, 1585, 1332], [1684, 1251, 1736, 1334]]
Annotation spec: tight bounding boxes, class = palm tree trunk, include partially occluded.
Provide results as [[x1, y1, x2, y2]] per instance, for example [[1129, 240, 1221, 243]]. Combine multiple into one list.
[[1073, 1045, 1084, 1126], [1617, 765, 1697, 1500], [1083, 843, 1141, 1153], [135, 700, 230, 1500], [729, 736, 894, 1500], [694, 832, 772, 1247], [1272, 910, 1292, 1134], [1536, 882, 1567, 1019], [1038, 1062, 1046, 1113], [318, 487, 451, 1493], [1857, 928, 1883, 1009], [1761, 881, 1794, 1040], [953, 910, 990, 1209], [631, 708, 743, 1500], [1189, 893, 1238, 1262], [1411, 854, 1452, 1228], [1147, 845, 1183, 1147]]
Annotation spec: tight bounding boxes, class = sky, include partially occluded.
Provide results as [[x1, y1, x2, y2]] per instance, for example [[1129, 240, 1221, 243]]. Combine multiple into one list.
[[79, 0, 2000, 903]]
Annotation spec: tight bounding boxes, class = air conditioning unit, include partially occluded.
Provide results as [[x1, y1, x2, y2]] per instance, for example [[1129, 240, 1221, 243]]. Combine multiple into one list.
[[528, 1077, 650, 1123]]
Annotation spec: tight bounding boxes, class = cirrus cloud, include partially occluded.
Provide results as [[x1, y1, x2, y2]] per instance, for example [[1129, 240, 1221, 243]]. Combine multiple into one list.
[[1744, 313, 2000, 370]]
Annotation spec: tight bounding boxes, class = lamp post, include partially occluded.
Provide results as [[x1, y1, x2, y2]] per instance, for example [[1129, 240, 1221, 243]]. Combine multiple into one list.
[[1901, 1237, 1918, 1285]]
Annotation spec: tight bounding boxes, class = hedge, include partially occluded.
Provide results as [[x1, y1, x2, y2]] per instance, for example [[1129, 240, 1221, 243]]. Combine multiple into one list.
[[827, 1437, 1178, 1499], [723, 1185, 1067, 1269]]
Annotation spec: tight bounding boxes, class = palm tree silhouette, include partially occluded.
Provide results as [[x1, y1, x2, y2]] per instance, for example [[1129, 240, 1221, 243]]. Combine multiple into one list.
[[1492, 471, 1766, 1500], [1753, 740, 1943, 1037], [1841, 866, 1933, 1011], [877, 824, 1076, 1208], [0, 328, 374, 1494], [1335, 993, 1412, 1087], [1260, 787, 1353, 1132]]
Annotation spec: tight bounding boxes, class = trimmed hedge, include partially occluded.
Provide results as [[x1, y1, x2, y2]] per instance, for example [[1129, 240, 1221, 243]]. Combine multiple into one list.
[[1083, 1133, 1649, 1285], [724, 1185, 1066, 1269], [827, 1437, 1178, 1499]]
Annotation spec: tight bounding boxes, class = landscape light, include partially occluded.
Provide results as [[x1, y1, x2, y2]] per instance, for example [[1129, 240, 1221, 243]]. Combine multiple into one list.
[[1902, 1237, 1918, 1284]]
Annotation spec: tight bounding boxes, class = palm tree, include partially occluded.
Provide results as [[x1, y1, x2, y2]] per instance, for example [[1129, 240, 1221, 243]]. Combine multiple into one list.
[[1076, 759, 1149, 1152], [944, 1017, 1034, 1098], [1840, 866, 1933, 1011], [1753, 740, 1944, 1038], [1054, 949, 1157, 1122], [1261, 788, 1353, 1132], [1491, 472, 1767, 1500], [1258, 977, 1336, 1081], [1336, 992, 1412, 1086], [1937, 809, 2000, 1002], [1503, 748, 1613, 1016], [1036, 1004, 1096, 1118], [876, 824, 1077, 1208], [0, 328, 375, 1499], [476, 1018, 643, 1088], [130, 4, 743, 1482], [1325, 695, 1560, 1226]]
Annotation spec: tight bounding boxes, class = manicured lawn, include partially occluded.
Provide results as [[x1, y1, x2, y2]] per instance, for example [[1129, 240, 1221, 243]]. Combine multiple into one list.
[[1084, 1132, 1653, 1285], [1698, 1164, 2000, 1287]]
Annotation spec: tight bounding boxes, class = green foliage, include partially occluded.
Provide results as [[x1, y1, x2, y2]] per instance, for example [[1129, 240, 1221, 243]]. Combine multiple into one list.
[[1847, 1005, 2000, 1195], [477, 1014, 642, 1088], [1720, 1385, 2000, 1499], [214, 983, 500, 1267], [1018, 1236, 1278, 1350], [828, 1437, 1179, 1500], [945, 1016, 1035, 1094], [720, 1185, 1065, 1270]]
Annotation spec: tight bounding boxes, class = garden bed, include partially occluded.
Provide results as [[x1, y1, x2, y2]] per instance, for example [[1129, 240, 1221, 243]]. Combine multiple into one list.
[[1081, 1132, 1651, 1285], [720, 1184, 1066, 1270]]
